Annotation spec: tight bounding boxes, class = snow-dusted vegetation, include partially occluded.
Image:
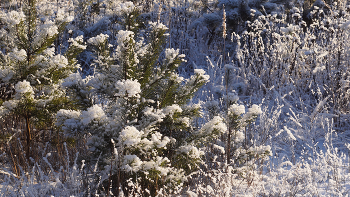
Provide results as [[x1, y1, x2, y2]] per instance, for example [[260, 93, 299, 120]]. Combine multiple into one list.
[[1, 0, 350, 196]]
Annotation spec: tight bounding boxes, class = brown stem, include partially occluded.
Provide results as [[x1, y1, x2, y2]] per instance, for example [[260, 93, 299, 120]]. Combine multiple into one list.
[[227, 128, 231, 164], [225, 67, 231, 165], [8, 144, 19, 177], [25, 115, 31, 160], [107, 155, 113, 196]]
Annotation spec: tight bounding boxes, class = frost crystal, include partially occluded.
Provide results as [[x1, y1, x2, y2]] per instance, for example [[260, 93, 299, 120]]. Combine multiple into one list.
[[115, 79, 141, 97]]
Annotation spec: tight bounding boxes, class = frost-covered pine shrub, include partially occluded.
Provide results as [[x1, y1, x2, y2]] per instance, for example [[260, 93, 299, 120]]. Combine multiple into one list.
[[57, 2, 215, 195], [190, 56, 271, 191], [0, 0, 84, 167]]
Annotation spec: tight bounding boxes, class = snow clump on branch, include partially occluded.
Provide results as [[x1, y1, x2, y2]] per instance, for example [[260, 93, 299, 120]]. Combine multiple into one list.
[[119, 126, 143, 147], [37, 20, 58, 39], [164, 48, 185, 64], [0, 10, 25, 26], [88, 33, 109, 45], [149, 21, 168, 31], [247, 104, 262, 116], [115, 2, 138, 15], [81, 105, 107, 125], [116, 30, 135, 46], [242, 104, 262, 123], [177, 145, 204, 159], [15, 80, 34, 99], [9, 48, 27, 62], [62, 73, 84, 87], [55, 9, 74, 23], [68, 35, 86, 50], [51, 54, 68, 69], [228, 104, 245, 116], [115, 79, 141, 97], [194, 69, 210, 82], [197, 116, 227, 137], [122, 155, 143, 172], [163, 104, 183, 116]]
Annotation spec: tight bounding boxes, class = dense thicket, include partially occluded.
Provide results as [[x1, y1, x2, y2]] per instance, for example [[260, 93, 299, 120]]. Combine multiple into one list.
[[1, 0, 350, 196]]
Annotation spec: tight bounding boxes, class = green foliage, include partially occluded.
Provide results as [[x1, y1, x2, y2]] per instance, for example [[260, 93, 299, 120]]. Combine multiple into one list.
[[0, 0, 83, 160], [57, 3, 211, 195]]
